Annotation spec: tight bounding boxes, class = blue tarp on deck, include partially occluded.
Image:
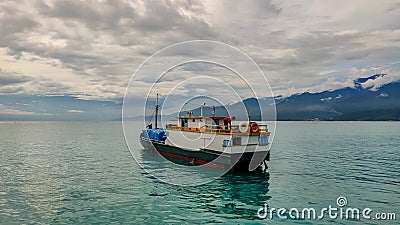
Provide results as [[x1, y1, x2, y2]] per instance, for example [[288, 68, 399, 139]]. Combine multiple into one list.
[[142, 129, 167, 142]]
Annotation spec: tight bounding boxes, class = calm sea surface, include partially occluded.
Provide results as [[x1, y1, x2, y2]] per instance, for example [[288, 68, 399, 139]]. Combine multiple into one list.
[[0, 121, 398, 224]]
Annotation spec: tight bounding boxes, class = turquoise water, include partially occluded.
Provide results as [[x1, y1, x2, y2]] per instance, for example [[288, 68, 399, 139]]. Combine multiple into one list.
[[0, 121, 398, 224]]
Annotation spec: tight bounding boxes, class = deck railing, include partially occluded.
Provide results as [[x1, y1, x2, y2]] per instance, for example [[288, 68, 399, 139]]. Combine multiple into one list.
[[165, 123, 270, 135]]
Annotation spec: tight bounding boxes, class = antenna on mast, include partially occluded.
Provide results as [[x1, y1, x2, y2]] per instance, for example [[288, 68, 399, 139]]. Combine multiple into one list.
[[200, 102, 205, 117]]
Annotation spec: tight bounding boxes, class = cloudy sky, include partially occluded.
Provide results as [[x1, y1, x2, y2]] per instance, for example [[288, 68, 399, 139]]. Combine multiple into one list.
[[0, 0, 399, 120]]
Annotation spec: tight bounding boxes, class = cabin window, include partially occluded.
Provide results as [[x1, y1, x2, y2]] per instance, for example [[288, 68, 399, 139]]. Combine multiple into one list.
[[259, 135, 268, 146], [181, 118, 188, 127], [222, 140, 230, 147], [232, 137, 241, 145], [192, 119, 195, 122], [213, 119, 219, 125]]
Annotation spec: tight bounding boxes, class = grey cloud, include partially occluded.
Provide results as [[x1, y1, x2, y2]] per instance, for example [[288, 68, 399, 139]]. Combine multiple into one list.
[[0, 86, 25, 94], [36, 0, 136, 30], [0, 3, 38, 38], [244, 0, 283, 15], [36, 0, 215, 38], [387, 2, 400, 12], [250, 29, 398, 76], [0, 69, 32, 86]]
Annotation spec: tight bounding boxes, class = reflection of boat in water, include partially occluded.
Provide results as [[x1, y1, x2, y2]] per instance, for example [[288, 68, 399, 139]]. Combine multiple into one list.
[[216, 171, 270, 217], [140, 95, 271, 171], [140, 153, 271, 219]]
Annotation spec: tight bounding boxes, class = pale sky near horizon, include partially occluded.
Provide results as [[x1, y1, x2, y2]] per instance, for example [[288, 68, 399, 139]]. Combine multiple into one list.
[[0, 0, 399, 119]]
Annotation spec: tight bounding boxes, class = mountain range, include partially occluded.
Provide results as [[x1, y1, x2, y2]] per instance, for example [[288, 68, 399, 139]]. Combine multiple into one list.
[[273, 75, 400, 121], [180, 74, 400, 121]]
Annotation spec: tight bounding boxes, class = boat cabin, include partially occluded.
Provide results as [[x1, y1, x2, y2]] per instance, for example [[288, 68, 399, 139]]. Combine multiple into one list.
[[177, 115, 232, 129], [165, 113, 269, 136]]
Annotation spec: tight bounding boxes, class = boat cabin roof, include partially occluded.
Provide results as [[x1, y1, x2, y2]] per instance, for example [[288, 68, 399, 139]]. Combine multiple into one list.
[[176, 116, 204, 119], [176, 116, 230, 120]]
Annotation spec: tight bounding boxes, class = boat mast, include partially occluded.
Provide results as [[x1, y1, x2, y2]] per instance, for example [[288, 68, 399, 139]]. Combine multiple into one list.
[[155, 93, 159, 129], [200, 102, 205, 117]]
